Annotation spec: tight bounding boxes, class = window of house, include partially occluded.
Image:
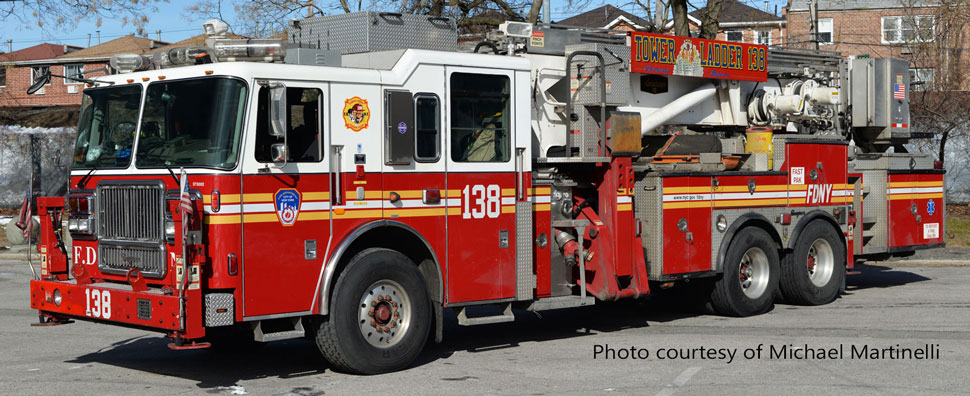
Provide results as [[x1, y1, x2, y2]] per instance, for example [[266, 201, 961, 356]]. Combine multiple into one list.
[[255, 86, 323, 163], [756, 30, 772, 46], [910, 68, 935, 91], [414, 94, 440, 162], [818, 18, 833, 44], [883, 15, 935, 44], [725, 30, 743, 42], [0, 66, 6, 87], [31, 66, 51, 86], [450, 73, 510, 163], [64, 64, 84, 84]]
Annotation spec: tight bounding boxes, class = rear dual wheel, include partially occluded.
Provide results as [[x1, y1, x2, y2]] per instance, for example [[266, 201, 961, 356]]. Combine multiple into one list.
[[710, 227, 780, 317], [780, 220, 845, 305], [315, 248, 431, 374]]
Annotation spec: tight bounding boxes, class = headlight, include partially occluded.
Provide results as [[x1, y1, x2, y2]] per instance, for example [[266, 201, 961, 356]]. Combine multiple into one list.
[[77, 218, 90, 233], [52, 289, 62, 306], [165, 219, 176, 242], [68, 217, 95, 236], [716, 215, 728, 232]]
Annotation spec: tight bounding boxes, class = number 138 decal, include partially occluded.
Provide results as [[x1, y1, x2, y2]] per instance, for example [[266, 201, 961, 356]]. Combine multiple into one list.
[[85, 289, 112, 319], [462, 184, 501, 219]]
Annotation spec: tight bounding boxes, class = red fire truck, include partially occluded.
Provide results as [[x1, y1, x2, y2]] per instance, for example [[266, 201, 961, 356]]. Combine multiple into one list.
[[28, 14, 944, 374]]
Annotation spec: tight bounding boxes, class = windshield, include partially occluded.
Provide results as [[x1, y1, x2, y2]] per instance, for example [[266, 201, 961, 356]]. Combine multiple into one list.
[[73, 85, 143, 168], [136, 78, 248, 169]]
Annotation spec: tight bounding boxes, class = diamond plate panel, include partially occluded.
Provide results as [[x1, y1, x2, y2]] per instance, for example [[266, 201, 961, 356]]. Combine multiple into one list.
[[564, 43, 631, 106], [205, 293, 235, 327], [516, 201, 534, 301], [634, 173, 663, 280], [287, 12, 457, 55], [862, 170, 888, 254]]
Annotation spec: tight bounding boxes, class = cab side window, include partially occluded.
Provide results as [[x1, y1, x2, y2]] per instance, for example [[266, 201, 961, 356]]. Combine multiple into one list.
[[450, 73, 511, 162], [256, 86, 323, 163], [414, 94, 440, 162]]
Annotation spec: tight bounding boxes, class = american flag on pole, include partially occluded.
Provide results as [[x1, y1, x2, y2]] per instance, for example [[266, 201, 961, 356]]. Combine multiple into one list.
[[179, 168, 194, 215], [14, 180, 32, 239], [894, 83, 906, 99]]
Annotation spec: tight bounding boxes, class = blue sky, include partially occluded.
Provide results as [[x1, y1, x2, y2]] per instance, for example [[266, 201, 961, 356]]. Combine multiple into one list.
[[0, 0, 788, 52]]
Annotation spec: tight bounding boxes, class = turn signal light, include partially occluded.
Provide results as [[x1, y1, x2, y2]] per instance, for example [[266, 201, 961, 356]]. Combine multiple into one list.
[[422, 189, 441, 205], [211, 190, 221, 213]]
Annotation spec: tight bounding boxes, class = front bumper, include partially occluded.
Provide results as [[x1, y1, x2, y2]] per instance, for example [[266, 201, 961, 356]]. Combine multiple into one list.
[[30, 279, 182, 331]]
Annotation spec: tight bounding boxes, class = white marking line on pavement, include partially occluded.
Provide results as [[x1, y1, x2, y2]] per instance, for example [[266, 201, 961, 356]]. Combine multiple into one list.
[[655, 367, 702, 396]]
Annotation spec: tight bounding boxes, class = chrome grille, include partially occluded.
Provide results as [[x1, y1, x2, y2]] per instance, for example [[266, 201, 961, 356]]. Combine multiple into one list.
[[98, 182, 166, 241], [99, 245, 167, 278], [96, 181, 168, 278]]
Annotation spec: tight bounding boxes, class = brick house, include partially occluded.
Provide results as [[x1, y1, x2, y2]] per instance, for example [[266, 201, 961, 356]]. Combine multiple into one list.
[[0, 43, 83, 107], [557, 5, 652, 32], [0, 35, 167, 108], [688, 0, 786, 45], [786, 0, 946, 89]]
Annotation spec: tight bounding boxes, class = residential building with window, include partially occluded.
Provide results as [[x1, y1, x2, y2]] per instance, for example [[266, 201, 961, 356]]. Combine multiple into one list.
[[688, 0, 786, 45], [0, 35, 166, 108], [786, 1, 949, 89], [0, 43, 83, 107], [557, 4, 652, 32]]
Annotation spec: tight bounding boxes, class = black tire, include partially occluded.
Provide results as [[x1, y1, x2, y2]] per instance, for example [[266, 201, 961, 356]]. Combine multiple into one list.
[[710, 227, 780, 317], [315, 248, 431, 374], [780, 220, 845, 305]]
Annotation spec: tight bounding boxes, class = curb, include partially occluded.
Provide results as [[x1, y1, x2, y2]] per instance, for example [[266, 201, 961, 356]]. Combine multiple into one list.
[[866, 260, 970, 268]]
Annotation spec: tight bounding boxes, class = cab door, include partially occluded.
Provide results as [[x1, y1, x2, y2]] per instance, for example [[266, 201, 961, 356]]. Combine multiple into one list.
[[445, 68, 518, 303], [241, 82, 330, 318]]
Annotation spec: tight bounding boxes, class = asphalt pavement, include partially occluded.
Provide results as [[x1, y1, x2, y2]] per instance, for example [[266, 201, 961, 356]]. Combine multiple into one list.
[[1, 255, 969, 396]]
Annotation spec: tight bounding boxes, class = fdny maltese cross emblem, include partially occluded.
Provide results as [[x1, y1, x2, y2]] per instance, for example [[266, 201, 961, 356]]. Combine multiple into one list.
[[274, 189, 301, 226]]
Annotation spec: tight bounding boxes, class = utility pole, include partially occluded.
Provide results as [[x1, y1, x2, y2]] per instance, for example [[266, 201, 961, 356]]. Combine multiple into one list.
[[542, 0, 550, 24], [809, 0, 818, 50], [655, 0, 662, 28]]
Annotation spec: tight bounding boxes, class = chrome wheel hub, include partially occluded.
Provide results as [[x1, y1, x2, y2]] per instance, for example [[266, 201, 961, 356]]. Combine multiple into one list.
[[358, 280, 412, 348], [738, 247, 769, 299], [807, 238, 835, 287]]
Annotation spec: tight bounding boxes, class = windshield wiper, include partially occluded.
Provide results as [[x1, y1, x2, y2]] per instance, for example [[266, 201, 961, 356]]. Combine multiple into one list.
[[138, 152, 180, 185], [76, 163, 98, 189]]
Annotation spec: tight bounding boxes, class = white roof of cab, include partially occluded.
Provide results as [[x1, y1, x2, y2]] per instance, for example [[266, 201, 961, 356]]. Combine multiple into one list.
[[92, 48, 531, 87]]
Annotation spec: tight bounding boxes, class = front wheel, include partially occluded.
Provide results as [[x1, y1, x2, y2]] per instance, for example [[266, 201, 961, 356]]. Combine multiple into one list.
[[710, 227, 780, 317], [315, 248, 431, 374], [780, 220, 845, 305]]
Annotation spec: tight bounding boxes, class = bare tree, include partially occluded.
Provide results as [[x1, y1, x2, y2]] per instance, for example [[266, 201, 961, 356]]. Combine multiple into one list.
[[191, 0, 591, 37], [632, 0, 722, 37], [0, 0, 165, 36], [905, 0, 970, 163], [698, 0, 723, 39]]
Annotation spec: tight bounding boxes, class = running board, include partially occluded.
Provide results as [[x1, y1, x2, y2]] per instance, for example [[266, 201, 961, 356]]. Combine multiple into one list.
[[456, 303, 514, 326], [525, 296, 595, 311], [253, 318, 305, 342]]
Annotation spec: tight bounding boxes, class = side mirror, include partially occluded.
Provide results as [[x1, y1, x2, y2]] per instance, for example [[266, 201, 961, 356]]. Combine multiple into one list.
[[270, 143, 288, 162], [268, 83, 287, 138], [27, 71, 51, 95]]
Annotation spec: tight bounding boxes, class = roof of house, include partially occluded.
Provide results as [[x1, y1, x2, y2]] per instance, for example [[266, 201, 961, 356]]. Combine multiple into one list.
[[789, 0, 937, 11], [557, 5, 651, 29], [146, 33, 250, 54], [690, 0, 784, 24], [57, 35, 168, 60], [0, 43, 82, 62]]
